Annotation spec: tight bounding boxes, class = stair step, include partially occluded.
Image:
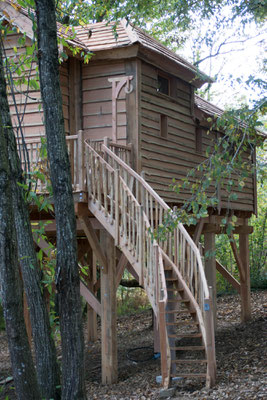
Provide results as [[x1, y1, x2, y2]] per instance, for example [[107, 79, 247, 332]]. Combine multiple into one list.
[[167, 287, 184, 292], [171, 359, 207, 364], [170, 373, 207, 378], [170, 346, 205, 351], [166, 309, 196, 314], [167, 299, 190, 303], [170, 333, 202, 338], [167, 333, 202, 339], [165, 277, 178, 281], [166, 321, 199, 326]]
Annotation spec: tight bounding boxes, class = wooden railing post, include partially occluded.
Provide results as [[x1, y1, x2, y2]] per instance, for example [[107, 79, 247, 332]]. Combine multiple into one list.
[[204, 286, 216, 388], [158, 301, 170, 389], [103, 137, 110, 162], [78, 130, 85, 191], [114, 169, 119, 246]]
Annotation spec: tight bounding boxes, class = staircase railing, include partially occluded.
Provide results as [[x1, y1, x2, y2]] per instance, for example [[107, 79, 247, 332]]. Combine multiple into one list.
[[85, 139, 215, 387], [16, 131, 85, 192]]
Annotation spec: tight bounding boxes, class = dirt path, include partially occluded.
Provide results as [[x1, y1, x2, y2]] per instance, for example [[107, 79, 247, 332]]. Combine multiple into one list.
[[0, 290, 266, 399]]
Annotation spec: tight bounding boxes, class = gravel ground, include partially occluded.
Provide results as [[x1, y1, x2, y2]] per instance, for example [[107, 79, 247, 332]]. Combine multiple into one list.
[[0, 290, 266, 399]]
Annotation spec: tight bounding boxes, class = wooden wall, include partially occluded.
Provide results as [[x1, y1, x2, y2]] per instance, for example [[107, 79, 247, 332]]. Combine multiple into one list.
[[82, 61, 127, 143], [139, 60, 255, 213], [4, 32, 70, 140]]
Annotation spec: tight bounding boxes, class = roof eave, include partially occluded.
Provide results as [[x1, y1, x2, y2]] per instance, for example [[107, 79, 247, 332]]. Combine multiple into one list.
[[137, 43, 212, 88]]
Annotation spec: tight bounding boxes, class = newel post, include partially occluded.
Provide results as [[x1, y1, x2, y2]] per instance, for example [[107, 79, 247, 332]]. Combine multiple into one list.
[[204, 286, 216, 388], [139, 205, 144, 286], [77, 130, 85, 191]]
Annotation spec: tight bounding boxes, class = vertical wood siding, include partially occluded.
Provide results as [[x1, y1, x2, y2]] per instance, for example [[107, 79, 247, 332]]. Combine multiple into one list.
[[82, 62, 127, 143]]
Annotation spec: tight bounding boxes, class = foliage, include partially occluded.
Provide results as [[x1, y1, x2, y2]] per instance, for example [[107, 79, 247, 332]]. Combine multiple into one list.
[[216, 148, 267, 293], [117, 271, 150, 316]]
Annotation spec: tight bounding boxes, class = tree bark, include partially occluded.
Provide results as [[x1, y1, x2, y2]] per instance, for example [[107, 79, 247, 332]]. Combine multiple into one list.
[[1, 34, 61, 399], [0, 37, 41, 400], [34, 1, 86, 398]]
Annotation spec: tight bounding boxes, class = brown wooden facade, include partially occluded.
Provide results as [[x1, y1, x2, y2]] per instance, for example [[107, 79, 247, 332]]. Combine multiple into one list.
[[1, 0, 257, 388]]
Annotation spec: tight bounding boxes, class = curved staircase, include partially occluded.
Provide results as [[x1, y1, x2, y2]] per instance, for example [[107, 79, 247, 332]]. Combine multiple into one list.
[[84, 139, 216, 388]]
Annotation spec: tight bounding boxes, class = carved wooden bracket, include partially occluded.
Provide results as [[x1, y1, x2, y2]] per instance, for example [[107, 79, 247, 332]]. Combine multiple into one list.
[[108, 75, 134, 141]]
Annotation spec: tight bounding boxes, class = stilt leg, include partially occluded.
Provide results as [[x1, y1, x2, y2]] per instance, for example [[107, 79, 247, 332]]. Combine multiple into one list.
[[87, 253, 98, 342], [100, 230, 117, 384], [239, 232, 251, 322], [204, 233, 217, 330]]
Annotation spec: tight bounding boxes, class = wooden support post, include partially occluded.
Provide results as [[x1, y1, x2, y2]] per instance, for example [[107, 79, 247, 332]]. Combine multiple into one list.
[[153, 312, 160, 353], [239, 232, 251, 322], [87, 253, 98, 342], [204, 232, 217, 330], [204, 287, 216, 388], [100, 230, 117, 384]]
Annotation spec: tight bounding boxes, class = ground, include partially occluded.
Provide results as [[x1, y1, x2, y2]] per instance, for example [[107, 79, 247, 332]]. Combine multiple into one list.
[[0, 290, 266, 399]]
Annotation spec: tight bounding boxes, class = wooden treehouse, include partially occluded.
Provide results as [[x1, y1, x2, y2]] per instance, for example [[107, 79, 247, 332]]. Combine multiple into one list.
[[1, 0, 257, 388]]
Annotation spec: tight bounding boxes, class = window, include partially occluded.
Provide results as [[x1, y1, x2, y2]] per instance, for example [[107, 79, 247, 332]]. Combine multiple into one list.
[[160, 114, 168, 138], [157, 74, 169, 95]]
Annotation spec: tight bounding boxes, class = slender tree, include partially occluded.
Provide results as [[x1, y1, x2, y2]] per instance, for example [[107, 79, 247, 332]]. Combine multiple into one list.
[[34, 0, 86, 398], [0, 31, 61, 398], [0, 34, 41, 400]]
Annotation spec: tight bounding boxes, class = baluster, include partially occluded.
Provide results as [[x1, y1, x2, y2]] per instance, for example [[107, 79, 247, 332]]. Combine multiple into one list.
[[96, 157, 101, 209], [132, 201, 135, 256], [110, 170, 114, 223], [145, 190, 149, 219], [85, 149, 91, 198], [155, 201, 158, 232], [90, 152, 96, 201], [150, 194, 153, 231], [123, 184, 127, 242], [103, 164, 108, 216], [128, 196, 131, 249]]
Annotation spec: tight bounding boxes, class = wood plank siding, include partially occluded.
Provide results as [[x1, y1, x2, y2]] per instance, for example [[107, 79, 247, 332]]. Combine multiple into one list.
[[82, 62, 127, 143], [4, 33, 71, 140], [139, 61, 254, 212]]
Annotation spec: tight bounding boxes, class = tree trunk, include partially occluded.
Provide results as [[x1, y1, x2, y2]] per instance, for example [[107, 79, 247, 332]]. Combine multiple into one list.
[[34, 1, 86, 398], [1, 32, 61, 400], [0, 37, 41, 400]]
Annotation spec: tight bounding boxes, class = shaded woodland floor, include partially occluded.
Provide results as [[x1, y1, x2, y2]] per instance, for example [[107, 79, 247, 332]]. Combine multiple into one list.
[[0, 290, 266, 399]]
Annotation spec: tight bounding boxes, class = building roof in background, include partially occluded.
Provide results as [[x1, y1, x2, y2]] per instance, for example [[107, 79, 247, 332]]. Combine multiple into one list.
[[195, 95, 224, 118]]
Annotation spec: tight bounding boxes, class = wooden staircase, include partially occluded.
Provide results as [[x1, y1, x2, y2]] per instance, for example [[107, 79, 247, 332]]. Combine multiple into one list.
[[84, 139, 216, 388]]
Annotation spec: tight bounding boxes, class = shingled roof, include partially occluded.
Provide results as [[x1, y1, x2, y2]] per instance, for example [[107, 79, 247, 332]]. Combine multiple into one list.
[[195, 95, 224, 118], [0, 0, 87, 50], [75, 20, 212, 87]]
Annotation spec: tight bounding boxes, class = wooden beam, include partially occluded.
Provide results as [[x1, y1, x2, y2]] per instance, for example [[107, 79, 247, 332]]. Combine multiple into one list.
[[32, 232, 53, 258], [193, 218, 204, 244], [80, 281, 101, 317], [116, 254, 129, 289], [79, 216, 107, 272], [229, 233, 245, 282], [100, 230, 118, 384], [239, 232, 252, 322], [216, 260, 241, 294], [188, 224, 253, 235], [204, 232, 217, 330], [126, 263, 140, 282]]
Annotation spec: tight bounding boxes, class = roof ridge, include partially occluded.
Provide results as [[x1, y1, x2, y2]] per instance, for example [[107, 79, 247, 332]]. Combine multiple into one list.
[[120, 19, 139, 44]]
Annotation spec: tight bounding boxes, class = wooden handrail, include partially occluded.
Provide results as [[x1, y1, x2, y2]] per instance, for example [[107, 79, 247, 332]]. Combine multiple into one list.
[[100, 142, 209, 300], [84, 141, 215, 386]]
